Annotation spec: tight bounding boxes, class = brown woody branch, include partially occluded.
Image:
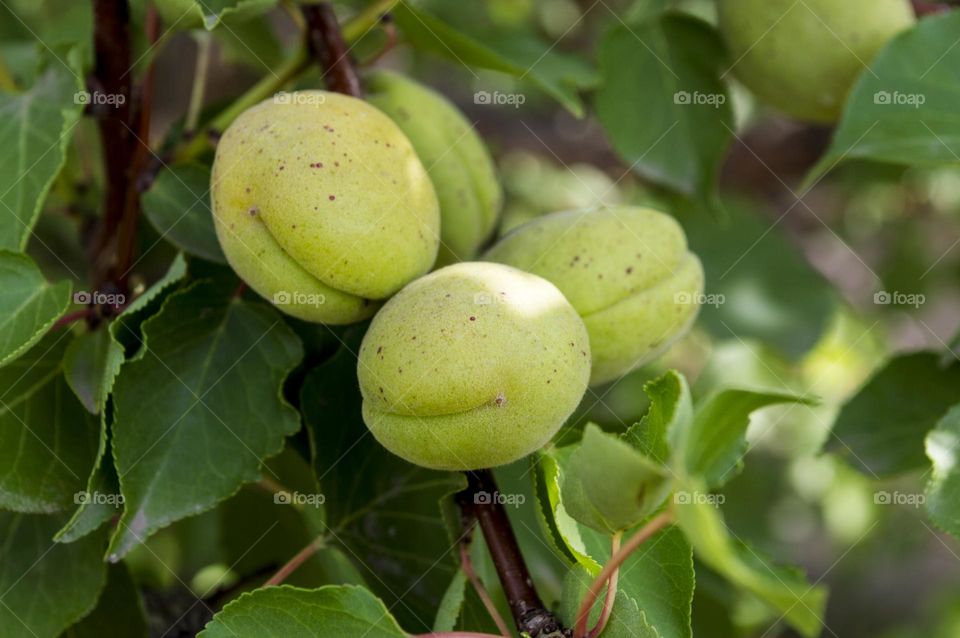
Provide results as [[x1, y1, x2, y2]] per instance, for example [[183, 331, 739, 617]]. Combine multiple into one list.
[[459, 470, 567, 637], [301, 2, 363, 98], [912, 1, 954, 15], [90, 0, 134, 289]]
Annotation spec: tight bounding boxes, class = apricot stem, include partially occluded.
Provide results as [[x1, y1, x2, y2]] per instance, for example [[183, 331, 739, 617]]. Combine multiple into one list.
[[573, 511, 675, 638], [302, 2, 363, 98]]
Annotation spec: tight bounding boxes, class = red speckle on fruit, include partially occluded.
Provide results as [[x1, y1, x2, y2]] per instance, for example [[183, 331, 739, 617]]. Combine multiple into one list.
[[328, 195, 336, 201]]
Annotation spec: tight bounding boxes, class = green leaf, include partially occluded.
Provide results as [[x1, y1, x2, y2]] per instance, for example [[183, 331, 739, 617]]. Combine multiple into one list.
[[392, 2, 595, 116], [672, 389, 814, 488], [432, 569, 468, 632], [0, 511, 107, 638], [595, 13, 732, 200], [674, 478, 827, 638], [0, 63, 83, 250], [54, 436, 121, 543], [808, 13, 960, 184], [153, 0, 277, 31], [63, 562, 147, 638], [537, 447, 695, 638], [56, 255, 189, 543], [828, 352, 960, 477], [301, 338, 466, 632], [0, 334, 99, 512], [925, 404, 960, 538], [63, 329, 114, 414], [141, 163, 226, 264], [624, 370, 693, 465], [216, 447, 362, 589], [685, 201, 836, 359], [560, 564, 659, 638], [0, 251, 71, 367], [562, 424, 671, 533], [107, 280, 303, 559], [198, 585, 406, 638]]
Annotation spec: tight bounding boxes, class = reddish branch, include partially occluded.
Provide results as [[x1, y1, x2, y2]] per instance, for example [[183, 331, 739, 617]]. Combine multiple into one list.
[[113, 4, 159, 287], [90, 0, 134, 286], [573, 511, 675, 638], [912, 1, 954, 15], [460, 471, 566, 637], [264, 538, 324, 586], [301, 2, 363, 98]]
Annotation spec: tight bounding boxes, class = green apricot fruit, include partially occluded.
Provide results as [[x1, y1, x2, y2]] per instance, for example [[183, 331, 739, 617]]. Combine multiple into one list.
[[484, 206, 704, 386], [211, 91, 440, 324], [358, 261, 590, 470], [366, 70, 502, 265], [717, 0, 915, 123]]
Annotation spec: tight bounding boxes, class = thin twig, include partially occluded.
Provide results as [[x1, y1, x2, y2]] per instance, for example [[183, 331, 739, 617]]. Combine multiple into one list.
[[185, 31, 213, 135], [52, 308, 97, 331], [458, 523, 512, 637], [263, 537, 324, 586], [359, 17, 397, 67], [341, 0, 400, 42], [589, 531, 622, 638], [302, 2, 363, 98], [573, 511, 675, 638]]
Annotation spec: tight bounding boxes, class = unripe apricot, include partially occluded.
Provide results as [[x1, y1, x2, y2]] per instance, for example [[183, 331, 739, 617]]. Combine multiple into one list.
[[485, 206, 704, 385], [211, 91, 440, 323], [358, 262, 590, 470], [366, 71, 502, 264], [717, 0, 915, 123]]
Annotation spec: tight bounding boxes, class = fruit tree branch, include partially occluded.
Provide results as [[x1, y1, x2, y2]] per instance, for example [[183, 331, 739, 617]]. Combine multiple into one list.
[[90, 0, 134, 287], [459, 470, 566, 637], [302, 2, 363, 98], [912, 1, 954, 15], [112, 3, 159, 288]]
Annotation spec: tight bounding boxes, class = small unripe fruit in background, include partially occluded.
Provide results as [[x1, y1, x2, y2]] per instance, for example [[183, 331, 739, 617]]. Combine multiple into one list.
[[211, 91, 440, 324], [717, 0, 915, 123], [358, 262, 590, 471], [485, 206, 704, 386], [366, 71, 502, 265]]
